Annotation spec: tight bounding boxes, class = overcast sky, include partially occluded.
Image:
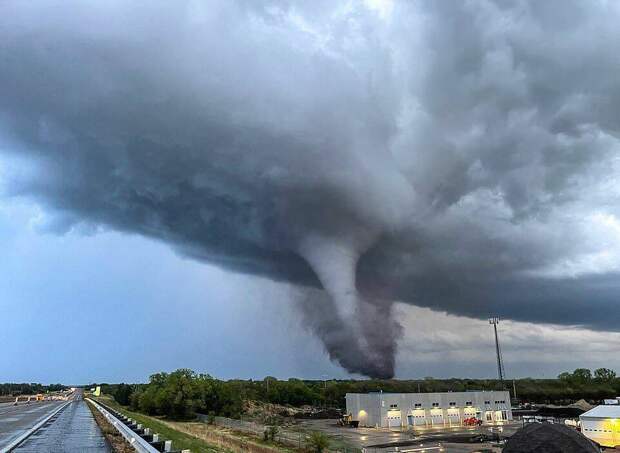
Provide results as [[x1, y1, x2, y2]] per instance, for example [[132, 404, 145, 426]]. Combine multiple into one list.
[[2, 0, 620, 383]]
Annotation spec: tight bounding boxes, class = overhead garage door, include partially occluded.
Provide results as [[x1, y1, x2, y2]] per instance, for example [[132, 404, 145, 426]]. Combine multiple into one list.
[[413, 413, 427, 426], [463, 409, 477, 418], [430, 412, 444, 425], [447, 411, 460, 425], [387, 413, 401, 428]]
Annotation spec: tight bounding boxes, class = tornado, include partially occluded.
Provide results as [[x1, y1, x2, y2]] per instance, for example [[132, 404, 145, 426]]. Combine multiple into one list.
[[1, 0, 422, 379], [297, 232, 399, 378]]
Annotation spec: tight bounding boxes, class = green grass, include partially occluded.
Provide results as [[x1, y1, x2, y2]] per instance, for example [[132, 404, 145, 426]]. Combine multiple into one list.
[[94, 395, 229, 453], [93, 394, 358, 453]]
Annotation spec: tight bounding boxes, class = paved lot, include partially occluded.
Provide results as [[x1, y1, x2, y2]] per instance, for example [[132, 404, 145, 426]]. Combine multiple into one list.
[[297, 419, 522, 452]]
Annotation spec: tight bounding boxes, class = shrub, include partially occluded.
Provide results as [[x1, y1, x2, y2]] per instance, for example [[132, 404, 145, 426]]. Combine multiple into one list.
[[307, 431, 330, 453]]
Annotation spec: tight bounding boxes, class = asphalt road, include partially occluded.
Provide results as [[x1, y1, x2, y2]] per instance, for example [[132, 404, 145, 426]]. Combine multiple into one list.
[[0, 401, 66, 451], [13, 399, 110, 452], [0, 390, 110, 452]]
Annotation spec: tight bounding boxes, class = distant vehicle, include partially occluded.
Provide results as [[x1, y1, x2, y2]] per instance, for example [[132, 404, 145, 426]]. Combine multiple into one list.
[[524, 415, 556, 424], [564, 419, 579, 428], [338, 414, 359, 428], [463, 417, 483, 426], [537, 416, 555, 424]]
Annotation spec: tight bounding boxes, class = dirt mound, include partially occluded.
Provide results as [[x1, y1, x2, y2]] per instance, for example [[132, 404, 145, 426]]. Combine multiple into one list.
[[243, 400, 300, 419], [243, 400, 342, 421], [503, 423, 598, 453], [569, 399, 593, 411]]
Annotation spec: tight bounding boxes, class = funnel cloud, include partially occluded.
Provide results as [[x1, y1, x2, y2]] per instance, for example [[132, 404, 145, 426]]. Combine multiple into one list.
[[2, 0, 620, 377]]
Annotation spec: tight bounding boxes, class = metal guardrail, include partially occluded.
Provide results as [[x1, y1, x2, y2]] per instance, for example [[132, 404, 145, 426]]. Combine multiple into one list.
[[87, 398, 161, 453], [1, 400, 71, 453]]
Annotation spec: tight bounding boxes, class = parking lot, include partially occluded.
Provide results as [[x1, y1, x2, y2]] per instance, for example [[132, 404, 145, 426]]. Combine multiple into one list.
[[296, 419, 523, 452]]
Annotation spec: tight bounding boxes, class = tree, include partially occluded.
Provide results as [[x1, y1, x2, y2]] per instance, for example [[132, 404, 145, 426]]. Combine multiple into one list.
[[113, 384, 133, 405], [572, 368, 593, 384], [594, 368, 616, 382], [307, 432, 330, 453]]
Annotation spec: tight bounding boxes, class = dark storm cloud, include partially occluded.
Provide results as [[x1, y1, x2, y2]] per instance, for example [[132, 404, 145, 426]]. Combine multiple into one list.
[[1, 0, 620, 377]]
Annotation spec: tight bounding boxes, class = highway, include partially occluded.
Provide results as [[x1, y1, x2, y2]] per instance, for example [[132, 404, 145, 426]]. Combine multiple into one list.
[[0, 400, 65, 451], [0, 390, 110, 452]]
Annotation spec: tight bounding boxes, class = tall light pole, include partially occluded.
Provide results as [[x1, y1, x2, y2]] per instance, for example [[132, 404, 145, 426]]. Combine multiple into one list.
[[489, 317, 506, 387]]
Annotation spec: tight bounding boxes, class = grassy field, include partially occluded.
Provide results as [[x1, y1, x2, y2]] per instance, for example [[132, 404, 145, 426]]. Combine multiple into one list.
[[93, 394, 358, 453], [93, 395, 229, 453], [159, 420, 304, 453]]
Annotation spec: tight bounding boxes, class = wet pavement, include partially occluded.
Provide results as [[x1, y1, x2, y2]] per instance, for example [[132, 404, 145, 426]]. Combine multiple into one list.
[[0, 401, 65, 450], [12, 399, 111, 452], [297, 418, 521, 452]]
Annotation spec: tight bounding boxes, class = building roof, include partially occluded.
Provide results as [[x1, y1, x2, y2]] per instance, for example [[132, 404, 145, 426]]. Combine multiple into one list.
[[503, 423, 599, 453], [346, 390, 506, 396], [580, 404, 620, 418]]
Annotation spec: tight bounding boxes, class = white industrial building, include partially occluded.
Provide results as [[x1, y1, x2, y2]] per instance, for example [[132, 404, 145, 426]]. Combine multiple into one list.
[[346, 391, 512, 428], [580, 404, 620, 448]]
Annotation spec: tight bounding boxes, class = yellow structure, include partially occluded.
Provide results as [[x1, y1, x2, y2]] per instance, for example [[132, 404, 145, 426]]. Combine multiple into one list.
[[93, 386, 101, 397]]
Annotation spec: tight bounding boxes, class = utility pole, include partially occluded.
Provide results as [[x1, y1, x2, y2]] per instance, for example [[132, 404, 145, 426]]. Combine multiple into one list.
[[321, 374, 328, 409], [489, 317, 506, 387]]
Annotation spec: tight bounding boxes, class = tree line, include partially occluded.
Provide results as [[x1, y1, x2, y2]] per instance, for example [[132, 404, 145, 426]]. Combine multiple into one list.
[[0, 383, 67, 396], [94, 367, 620, 420]]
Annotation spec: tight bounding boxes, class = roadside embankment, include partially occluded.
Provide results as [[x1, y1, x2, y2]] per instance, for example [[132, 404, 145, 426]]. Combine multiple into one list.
[[94, 396, 231, 453]]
